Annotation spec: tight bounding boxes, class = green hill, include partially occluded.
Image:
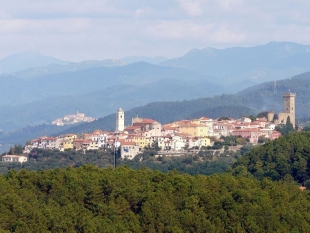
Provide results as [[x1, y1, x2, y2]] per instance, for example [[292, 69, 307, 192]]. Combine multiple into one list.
[[0, 165, 309, 232], [232, 131, 310, 184]]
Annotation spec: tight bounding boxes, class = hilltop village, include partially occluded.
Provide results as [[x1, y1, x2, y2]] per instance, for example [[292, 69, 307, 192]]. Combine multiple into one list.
[[51, 111, 96, 126], [3, 92, 292, 163]]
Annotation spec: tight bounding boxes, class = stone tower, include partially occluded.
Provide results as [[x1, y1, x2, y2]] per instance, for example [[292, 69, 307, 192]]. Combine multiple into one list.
[[116, 107, 124, 132], [278, 92, 296, 127]]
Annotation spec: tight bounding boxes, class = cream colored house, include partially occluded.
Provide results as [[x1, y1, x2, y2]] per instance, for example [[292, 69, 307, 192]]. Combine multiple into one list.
[[2, 155, 27, 163], [178, 123, 207, 137], [120, 142, 140, 160]]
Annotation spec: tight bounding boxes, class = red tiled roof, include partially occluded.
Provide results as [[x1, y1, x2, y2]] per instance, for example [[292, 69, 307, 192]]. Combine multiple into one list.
[[74, 139, 84, 142], [121, 141, 137, 146], [41, 138, 57, 141], [124, 126, 141, 130], [199, 117, 211, 120]]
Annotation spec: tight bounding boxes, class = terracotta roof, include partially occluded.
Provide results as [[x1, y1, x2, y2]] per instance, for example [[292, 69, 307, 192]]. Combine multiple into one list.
[[124, 126, 141, 130], [179, 123, 205, 127], [199, 117, 211, 121], [92, 130, 106, 135], [141, 118, 157, 123], [41, 137, 57, 141], [74, 139, 84, 142], [121, 141, 137, 146], [163, 126, 177, 130]]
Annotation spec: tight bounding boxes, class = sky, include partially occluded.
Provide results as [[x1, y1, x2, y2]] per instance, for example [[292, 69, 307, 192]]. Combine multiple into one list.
[[0, 0, 310, 62]]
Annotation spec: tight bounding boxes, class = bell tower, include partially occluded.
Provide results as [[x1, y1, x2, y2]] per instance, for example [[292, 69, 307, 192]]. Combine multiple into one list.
[[278, 92, 296, 128], [283, 92, 296, 127], [116, 108, 124, 132]]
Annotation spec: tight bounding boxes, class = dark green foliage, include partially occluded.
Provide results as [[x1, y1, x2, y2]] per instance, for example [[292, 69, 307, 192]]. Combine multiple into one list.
[[0, 149, 115, 175], [275, 123, 295, 135], [0, 148, 238, 177], [0, 166, 309, 232], [8, 144, 23, 155], [232, 131, 310, 183], [119, 153, 234, 176], [257, 111, 268, 118], [249, 115, 256, 121]]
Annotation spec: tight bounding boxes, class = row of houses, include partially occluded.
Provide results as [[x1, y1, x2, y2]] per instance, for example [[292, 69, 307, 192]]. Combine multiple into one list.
[[163, 116, 281, 143], [20, 115, 282, 161]]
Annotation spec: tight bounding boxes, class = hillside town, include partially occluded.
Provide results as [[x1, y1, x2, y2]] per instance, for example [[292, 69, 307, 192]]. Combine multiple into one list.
[[3, 92, 296, 162], [51, 111, 96, 126]]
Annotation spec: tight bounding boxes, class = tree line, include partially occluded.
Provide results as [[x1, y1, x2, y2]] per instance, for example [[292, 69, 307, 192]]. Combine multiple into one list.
[[0, 165, 309, 232]]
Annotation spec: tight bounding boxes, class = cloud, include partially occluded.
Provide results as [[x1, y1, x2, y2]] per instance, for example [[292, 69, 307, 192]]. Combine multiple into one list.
[[177, 0, 203, 16], [0, 1, 310, 61]]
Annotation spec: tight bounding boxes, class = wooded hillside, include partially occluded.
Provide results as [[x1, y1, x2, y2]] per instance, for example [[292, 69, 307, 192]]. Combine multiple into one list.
[[232, 131, 310, 183], [0, 165, 309, 232]]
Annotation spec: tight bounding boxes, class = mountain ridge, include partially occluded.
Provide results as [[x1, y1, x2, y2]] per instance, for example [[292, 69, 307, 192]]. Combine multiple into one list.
[[0, 51, 70, 74]]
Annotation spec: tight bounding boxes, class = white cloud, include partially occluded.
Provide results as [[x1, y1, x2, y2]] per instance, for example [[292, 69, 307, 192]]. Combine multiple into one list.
[[177, 0, 203, 16], [0, 1, 310, 61]]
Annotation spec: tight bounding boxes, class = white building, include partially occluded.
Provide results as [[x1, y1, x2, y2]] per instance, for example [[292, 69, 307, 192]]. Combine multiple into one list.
[[2, 155, 28, 163], [116, 108, 125, 132], [120, 142, 140, 160]]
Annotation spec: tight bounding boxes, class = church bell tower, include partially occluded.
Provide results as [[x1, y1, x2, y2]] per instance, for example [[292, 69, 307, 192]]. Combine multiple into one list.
[[116, 108, 124, 132]]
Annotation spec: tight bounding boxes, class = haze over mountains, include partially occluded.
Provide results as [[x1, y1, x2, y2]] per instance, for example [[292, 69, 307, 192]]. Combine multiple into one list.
[[0, 51, 69, 74], [0, 41, 310, 139], [161, 41, 310, 88]]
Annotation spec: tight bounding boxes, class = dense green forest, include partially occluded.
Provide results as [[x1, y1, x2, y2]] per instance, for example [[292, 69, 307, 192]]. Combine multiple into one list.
[[1, 132, 310, 231], [232, 131, 310, 183], [0, 165, 309, 232]]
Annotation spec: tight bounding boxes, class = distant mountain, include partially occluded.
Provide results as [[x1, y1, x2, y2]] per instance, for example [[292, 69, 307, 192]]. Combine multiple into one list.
[[0, 62, 219, 107], [161, 42, 310, 91], [0, 51, 69, 74], [121, 56, 168, 64], [55, 72, 310, 135], [2, 71, 310, 146], [0, 77, 223, 132], [13, 59, 125, 80]]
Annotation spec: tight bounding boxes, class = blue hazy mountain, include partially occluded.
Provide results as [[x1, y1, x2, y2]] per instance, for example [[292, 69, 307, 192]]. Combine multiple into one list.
[[54, 71, 310, 135], [0, 62, 219, 107], [161, 42, 310, 90], [1, 71, 310, 148], [0, 62, 223, 131], [121, 56, 168, 64], [1, 41, 310, 136], [0, 51, 70, 74], [13, 59, 125, 80]]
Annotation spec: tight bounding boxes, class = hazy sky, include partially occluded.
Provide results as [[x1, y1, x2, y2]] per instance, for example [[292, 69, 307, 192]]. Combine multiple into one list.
[[1, 0, 310, 62]]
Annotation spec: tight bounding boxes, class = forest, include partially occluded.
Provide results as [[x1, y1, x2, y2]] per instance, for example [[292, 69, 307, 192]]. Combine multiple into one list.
[[232, 131, 310, 184], [0, 143, 245, 176], [1, 132, 310, 232], [0, 165, 309, 232]]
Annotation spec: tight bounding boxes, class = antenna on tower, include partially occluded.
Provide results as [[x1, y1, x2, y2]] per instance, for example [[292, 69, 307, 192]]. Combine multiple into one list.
[[273, 81, 277, 94]]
